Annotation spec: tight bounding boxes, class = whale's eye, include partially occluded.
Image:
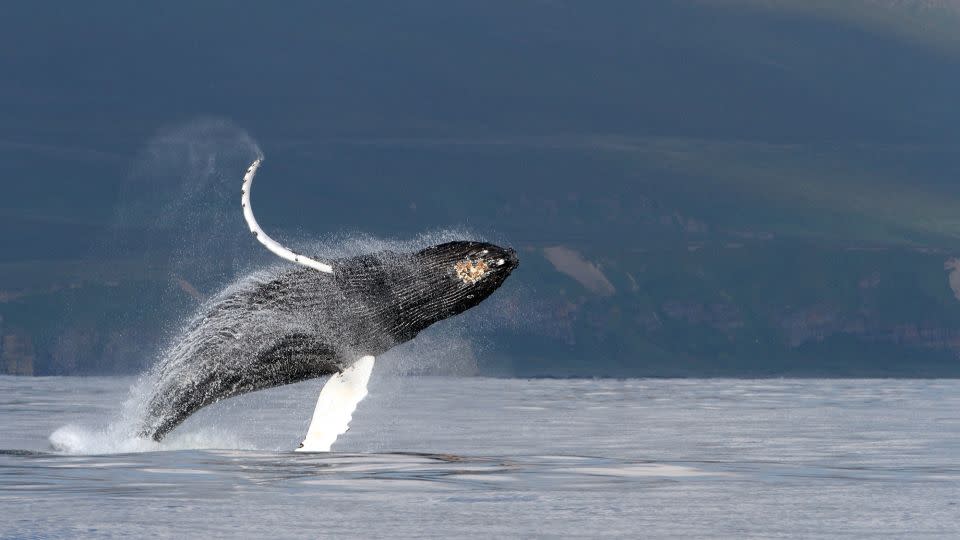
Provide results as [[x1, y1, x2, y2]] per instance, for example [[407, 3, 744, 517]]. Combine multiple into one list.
[[454, 258, 489, 284]]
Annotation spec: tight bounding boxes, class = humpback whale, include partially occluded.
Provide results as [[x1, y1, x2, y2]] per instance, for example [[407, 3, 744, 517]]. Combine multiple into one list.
[[138, 159, 518, 449]]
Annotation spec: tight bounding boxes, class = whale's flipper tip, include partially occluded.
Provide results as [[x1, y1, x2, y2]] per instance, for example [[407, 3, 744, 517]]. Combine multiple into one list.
[[295, 355, 376, 453]]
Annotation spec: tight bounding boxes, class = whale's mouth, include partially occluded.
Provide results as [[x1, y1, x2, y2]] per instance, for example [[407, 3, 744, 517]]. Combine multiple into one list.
[[503, 247, 520, 271]]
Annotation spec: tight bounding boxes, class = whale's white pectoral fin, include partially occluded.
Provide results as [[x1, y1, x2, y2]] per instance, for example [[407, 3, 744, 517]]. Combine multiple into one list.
[[242, 158, 334, 274], [295, 356, 375, 452]]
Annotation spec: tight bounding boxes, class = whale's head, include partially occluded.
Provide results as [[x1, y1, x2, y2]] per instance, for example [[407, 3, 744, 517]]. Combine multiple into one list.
[[390, 241, 518, 336]]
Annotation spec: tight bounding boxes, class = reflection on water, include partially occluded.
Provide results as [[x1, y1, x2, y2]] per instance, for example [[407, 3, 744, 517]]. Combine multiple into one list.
[[2, 376, 960, 538], [1, 450, 734, 498]]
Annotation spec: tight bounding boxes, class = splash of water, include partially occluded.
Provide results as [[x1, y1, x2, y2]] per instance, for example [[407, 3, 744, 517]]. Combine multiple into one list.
[[49, 373, 257, 454]]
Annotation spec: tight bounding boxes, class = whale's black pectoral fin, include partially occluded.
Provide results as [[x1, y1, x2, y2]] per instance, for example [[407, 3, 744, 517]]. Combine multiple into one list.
[[295, 355, 376, 452]]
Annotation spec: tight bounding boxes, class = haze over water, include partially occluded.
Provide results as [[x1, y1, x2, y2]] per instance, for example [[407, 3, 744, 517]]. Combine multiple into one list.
[[2, 374, 958, 538]]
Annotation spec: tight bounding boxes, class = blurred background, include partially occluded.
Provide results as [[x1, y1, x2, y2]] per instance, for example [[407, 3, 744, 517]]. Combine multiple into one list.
[[3, 0, 960, 377]]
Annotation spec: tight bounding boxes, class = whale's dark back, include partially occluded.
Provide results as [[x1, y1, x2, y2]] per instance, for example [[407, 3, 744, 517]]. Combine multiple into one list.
[[140, 241, 518, 441]]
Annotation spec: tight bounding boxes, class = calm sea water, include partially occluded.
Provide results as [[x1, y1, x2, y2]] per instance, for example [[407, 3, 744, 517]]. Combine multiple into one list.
[[1, 375, 959, 538]]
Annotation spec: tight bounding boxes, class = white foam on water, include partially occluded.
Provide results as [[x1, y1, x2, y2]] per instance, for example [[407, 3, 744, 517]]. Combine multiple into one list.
[[48, 370, 259, 455], [48, 419, 256, 455]]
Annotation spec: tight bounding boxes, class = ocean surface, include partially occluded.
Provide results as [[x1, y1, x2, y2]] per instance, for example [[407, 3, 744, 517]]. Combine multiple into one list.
[[1, 375, 959, 538]]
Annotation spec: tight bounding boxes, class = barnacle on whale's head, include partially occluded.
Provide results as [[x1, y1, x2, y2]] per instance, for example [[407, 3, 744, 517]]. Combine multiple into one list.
[[454, 258, 490, 284]]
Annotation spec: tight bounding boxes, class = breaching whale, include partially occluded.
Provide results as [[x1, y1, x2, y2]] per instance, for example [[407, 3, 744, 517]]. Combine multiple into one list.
[[138, 158, 518, 450]]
